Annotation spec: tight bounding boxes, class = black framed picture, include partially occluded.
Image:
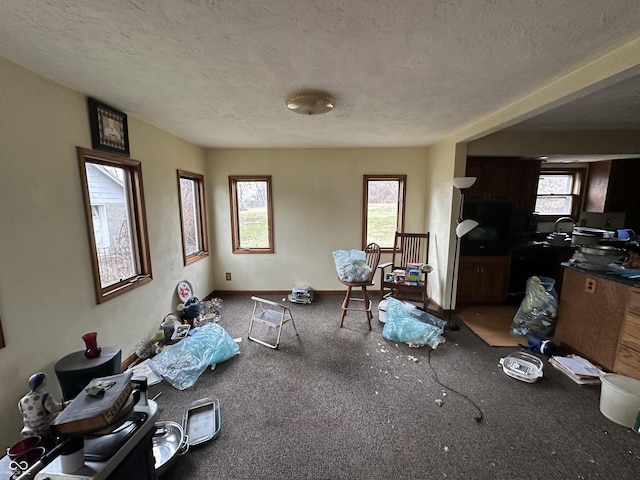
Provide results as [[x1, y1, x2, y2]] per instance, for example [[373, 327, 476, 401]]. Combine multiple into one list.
[[87, 97, 130, 156]]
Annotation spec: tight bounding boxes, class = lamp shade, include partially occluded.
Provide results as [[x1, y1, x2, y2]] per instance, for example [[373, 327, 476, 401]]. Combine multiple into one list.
[[453, 176, 477, 190], [456, 219, 479, 238]]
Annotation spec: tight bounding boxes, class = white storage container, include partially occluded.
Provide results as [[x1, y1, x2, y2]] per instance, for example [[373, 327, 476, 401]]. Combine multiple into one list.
[[378, 299, 389, 323], [599, 374, 640, 428]]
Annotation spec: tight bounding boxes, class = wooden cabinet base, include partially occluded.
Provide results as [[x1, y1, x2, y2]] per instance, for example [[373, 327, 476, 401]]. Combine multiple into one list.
[[614, 344, 640, 380], [556, 267, 640, 379], [458, 256, 508, 304]]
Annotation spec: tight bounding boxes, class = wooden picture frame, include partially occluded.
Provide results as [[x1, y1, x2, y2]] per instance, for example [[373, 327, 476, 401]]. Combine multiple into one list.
[[88, 97, 130, 156]]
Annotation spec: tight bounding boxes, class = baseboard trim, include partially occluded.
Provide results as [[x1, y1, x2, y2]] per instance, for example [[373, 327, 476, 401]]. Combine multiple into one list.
[[205, 289, 442, 313], [121, 352, 139, 371], [206, 289, 363, 298]]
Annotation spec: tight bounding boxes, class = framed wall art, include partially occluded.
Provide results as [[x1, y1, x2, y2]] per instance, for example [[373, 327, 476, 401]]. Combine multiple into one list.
[[87, 97, 130, 156]]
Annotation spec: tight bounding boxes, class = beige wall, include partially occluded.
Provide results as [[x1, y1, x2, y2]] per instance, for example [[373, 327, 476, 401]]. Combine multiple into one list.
[[423, 140, 463, 309], [2, 32, 638, 449], [0, 59, 440, 446], [207, 147, 432, 292], [0, 58, 211, 445]]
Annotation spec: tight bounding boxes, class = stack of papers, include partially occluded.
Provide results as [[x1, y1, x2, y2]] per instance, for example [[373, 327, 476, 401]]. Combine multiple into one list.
[[549, 355, 601, 385], [126, 358, 163, 386]]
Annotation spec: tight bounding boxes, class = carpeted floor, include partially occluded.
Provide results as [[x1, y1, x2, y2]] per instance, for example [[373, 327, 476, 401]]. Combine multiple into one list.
[[148, 294, 640, 480], [457, 305, 525, 347]]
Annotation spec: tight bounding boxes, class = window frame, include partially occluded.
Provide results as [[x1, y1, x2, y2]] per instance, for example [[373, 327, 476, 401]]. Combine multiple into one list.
[[77, 147, 152, 304], [177, 170, 209, 265], [362, 175, 407, 252], [229, 175, 274, 254], [535, 166, 587, 222]]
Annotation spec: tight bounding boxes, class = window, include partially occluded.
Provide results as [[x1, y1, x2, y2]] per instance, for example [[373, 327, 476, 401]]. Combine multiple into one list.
[[229, 176, 273, 253], [77, 147, 152, 303], [363, 175, 406, 250], [177, 170, 209, 265], [534, 168, 585, 220]]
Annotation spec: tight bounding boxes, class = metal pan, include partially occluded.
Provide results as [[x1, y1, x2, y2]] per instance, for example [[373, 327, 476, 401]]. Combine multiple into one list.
[[152, 420, 189, 477], [579, 245, 626, 256], [182, 397, 221, 447], [572, 232, 600, 246]]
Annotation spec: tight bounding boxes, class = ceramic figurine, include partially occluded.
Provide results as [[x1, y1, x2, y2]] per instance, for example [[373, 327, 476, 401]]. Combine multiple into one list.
[[18, 372, 65, 437]]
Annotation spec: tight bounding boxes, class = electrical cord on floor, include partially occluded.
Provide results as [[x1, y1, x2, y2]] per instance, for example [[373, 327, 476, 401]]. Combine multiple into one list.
[[427, 349, 484, 423]]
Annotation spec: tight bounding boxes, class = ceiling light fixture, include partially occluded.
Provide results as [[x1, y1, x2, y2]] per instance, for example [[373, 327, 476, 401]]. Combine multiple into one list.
[[285, 90, 334, 115]]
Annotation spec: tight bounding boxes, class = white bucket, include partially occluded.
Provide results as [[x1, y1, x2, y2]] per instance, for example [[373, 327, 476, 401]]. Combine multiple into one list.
[[599, 374, 640, 428], [378, 299, 389, 323]]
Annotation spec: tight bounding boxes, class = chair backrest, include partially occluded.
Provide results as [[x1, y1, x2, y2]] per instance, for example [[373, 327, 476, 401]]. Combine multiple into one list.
[[364, 243, 381, 282], [391, 232, 429, 269]]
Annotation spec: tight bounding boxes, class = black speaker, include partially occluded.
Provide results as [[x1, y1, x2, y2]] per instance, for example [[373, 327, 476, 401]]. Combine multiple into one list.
[[54, 347, 121, 401]]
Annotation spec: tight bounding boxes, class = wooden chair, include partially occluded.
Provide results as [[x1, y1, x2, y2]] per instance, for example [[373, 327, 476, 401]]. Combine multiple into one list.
[[339, 243, 381, 330], [378, 232, 431, 310]]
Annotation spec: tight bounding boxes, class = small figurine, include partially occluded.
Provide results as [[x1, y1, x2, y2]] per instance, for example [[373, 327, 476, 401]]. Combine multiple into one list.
[[18, 372, 65, 437]]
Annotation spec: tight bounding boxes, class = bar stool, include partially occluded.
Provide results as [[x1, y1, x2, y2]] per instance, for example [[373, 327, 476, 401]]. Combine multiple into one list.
[[339, 243, 381, 330]]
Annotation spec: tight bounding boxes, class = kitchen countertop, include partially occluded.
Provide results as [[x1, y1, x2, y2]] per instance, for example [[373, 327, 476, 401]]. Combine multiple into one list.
[[562, 263, 640, 288], [512, 241, 574, 249]]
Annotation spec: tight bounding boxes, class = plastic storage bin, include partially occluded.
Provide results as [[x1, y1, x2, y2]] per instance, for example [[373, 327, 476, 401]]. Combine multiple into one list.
[[599, 374, 640, 428], [499, 352, 544, 383], [378, 299, 389, 323]]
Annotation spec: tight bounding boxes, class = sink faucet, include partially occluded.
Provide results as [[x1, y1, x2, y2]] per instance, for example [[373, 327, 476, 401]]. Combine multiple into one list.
[[554, 217, 576, 233]]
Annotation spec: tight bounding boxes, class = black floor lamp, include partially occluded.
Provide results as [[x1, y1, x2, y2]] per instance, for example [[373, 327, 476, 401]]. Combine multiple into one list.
[[446, 177, 479, 331]]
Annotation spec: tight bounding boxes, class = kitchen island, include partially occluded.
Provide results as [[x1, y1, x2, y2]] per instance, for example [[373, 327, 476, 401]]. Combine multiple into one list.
[[554, 265, 640, 379]]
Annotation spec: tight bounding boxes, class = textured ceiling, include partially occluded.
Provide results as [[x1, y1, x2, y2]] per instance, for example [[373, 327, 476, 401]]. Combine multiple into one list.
[[504, 73, 640, 132], [1, 0, 640, 148]]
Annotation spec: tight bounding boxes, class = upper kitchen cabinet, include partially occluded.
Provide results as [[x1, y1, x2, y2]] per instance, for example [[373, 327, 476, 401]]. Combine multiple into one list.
[[465, 157, 540, 210], [584, 159, 640, 213], [465, 157, 519, 202], [513, 159, 541, 211]]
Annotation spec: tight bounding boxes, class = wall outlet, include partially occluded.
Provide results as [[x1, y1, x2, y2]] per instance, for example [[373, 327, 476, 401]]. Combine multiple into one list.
[[585, 277, 596, 293], [225, 272, 231, 281]]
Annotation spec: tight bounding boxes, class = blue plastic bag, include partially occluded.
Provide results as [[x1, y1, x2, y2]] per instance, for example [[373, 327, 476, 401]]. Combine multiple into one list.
[[382, 297, 445, 349], [333, 249, 372, 283], [150, 322, 240, 390]]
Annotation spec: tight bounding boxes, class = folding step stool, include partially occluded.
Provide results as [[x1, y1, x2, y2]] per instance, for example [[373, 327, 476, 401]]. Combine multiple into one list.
[[248, 296, 298, 349]]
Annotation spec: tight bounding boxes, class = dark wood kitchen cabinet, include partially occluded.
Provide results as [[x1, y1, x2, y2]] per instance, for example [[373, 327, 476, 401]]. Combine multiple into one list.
[[457, 256, 508, 304], [465, 157, 541, 209], [584, 159, 640, 213], [465, 157, 518, 202], [514, 159, 541, 211]]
